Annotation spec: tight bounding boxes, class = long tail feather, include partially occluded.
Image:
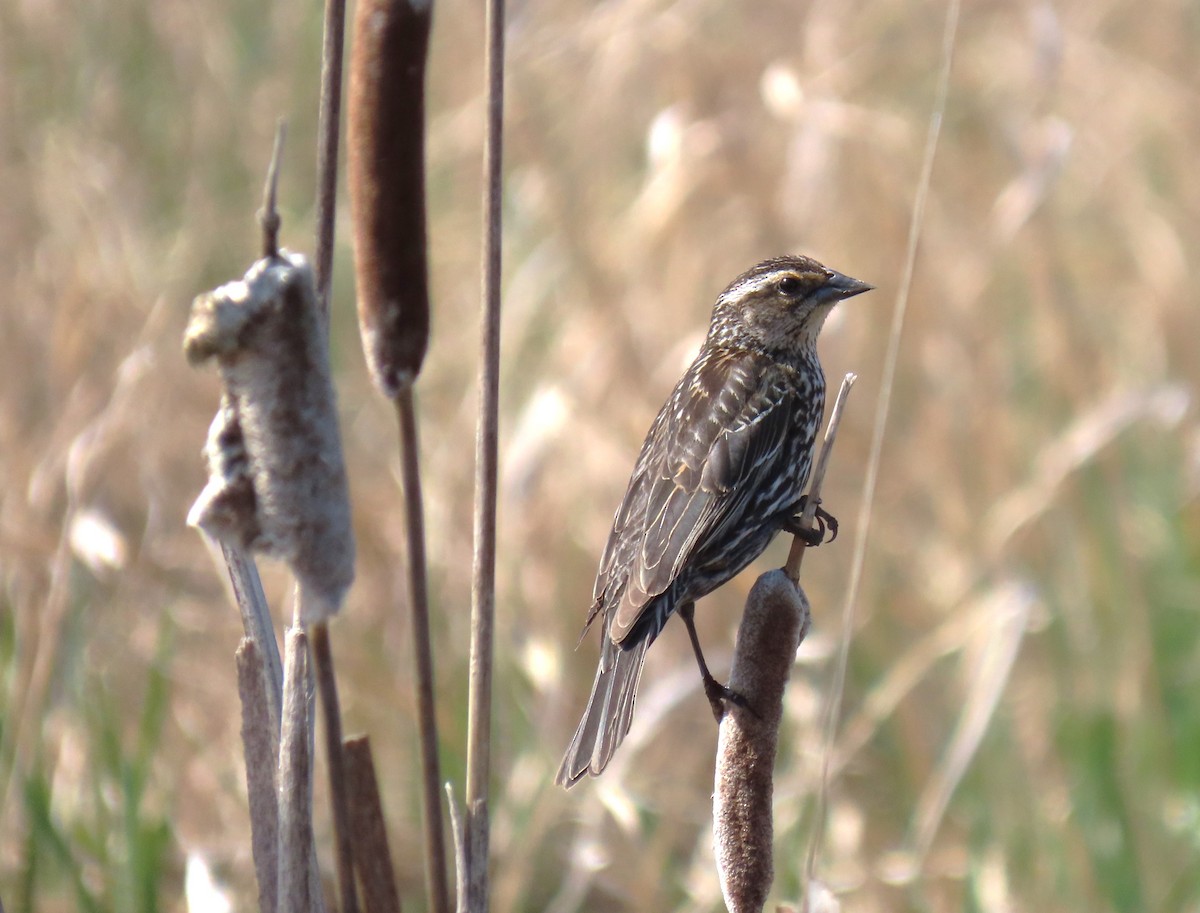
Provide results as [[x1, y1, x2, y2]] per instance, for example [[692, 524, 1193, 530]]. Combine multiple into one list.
[[555, 635, 649, 788]]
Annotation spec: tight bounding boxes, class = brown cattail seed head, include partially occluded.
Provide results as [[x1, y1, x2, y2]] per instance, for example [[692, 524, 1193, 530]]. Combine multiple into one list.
[[714, 569, 811, 913], [348, 0, 433, 396]]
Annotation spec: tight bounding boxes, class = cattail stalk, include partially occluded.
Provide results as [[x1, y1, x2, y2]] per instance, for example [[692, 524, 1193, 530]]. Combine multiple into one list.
[[277, 628, 318, 913], [237, 638, 280, 913], [464, 0, 506, 906], [313, 0, 347, 317], [347, 2, 448, 910], [345, 736, 403, 913], [785, 373, 856, 582]]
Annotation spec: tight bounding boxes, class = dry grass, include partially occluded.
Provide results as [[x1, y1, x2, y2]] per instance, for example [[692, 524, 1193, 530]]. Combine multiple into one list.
[[2, 0, 1198, 910]]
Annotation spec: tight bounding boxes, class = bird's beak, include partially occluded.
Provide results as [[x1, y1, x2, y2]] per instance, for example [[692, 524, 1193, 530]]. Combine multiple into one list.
[[824, 270, 874, 300]]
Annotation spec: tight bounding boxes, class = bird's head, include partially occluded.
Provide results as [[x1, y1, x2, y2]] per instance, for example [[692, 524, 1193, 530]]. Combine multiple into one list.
[[710, 256, 873, 353]]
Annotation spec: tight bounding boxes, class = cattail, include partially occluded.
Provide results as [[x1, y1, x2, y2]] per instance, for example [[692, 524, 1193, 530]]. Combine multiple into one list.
[[348, 0, 433, 396], [713, 570, 810, 913], [185, 252, 355, 621]]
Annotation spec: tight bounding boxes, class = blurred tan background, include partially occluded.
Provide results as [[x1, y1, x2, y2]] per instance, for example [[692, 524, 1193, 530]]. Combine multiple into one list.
[[2, 0, 1198, 910]]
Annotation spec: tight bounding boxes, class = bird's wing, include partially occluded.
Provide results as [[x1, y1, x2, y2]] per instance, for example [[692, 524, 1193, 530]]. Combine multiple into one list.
[[603, 348, 800, 645], [592, 403, 670, 604]]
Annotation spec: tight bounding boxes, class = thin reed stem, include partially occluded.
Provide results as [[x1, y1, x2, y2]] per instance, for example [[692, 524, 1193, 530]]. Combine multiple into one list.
[[803, 0, 962, 901], [259, 121, 286, 261], [309, 620, 359, 913], [784, 373, 857, 583], [465, 0, 505, 905], [395, 388, 451, 913], [222, 541, 283, 714], [309, 3, 356, 907], [314, 0, 347, 317]]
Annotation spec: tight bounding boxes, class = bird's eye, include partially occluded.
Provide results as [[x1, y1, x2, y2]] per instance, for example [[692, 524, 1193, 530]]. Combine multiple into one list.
[[777, 276, 802, 296]]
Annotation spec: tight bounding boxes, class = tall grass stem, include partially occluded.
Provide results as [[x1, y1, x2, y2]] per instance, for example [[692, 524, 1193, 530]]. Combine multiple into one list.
[[314, 0, 347, 317], [465, 0, 505, 906], [395, 388, 452, 913], [309, 620, 359, 913], [785, 373, 857, 583], [803, 0, 962, 899]]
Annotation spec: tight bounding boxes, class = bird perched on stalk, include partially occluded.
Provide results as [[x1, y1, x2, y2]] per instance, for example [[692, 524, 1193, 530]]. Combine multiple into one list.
[[556, 255, 872, 788]]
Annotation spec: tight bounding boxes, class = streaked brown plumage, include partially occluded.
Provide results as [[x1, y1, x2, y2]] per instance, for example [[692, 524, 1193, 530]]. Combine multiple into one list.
[[557, 255, 872, 788]]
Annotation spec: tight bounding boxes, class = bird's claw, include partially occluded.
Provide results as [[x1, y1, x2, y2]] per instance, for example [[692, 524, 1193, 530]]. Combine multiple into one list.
[[703, 675, 759, 722], [783, 497, 839, 546]]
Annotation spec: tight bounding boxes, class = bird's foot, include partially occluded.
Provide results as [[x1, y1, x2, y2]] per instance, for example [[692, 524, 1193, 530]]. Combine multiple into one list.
[[783, 497, 838, 546], [702, 674, 759, 722]]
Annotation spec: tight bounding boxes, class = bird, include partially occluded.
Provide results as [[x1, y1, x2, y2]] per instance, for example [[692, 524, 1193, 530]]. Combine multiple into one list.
[[556, 255, 872, 788]]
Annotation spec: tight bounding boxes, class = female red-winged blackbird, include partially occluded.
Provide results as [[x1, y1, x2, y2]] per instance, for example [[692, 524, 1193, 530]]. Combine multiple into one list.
[[556, 255, 872, 788]]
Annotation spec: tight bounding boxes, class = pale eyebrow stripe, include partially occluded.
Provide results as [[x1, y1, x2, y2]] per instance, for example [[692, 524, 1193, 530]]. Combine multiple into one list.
[[720, 269, 827, 303]]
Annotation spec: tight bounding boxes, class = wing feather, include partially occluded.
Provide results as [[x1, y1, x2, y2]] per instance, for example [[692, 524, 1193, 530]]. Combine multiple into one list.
[[604, 348, 804, 644]]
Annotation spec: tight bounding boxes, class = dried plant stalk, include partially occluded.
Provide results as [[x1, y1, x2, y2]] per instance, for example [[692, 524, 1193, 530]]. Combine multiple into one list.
[[309, 621, 360, 913], [394, 388, 451, 913], [784, 373, 856, 583], [222, 540, 283, 710], [237, 638, 281, 913], [713, 571, 811, 913], [464, 0, 505, 906], [348, 0, 433, 395], [443, 784, 467, 913], [185, 253, 356, 622], [314, 0, 347, 316], [277, 627, 317, 913], [345, 736, 403, 913]]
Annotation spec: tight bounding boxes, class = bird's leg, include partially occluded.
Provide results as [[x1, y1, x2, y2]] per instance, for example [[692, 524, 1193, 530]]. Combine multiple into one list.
[[677, 602, 756, 721], [782, 495, 838, 546]]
